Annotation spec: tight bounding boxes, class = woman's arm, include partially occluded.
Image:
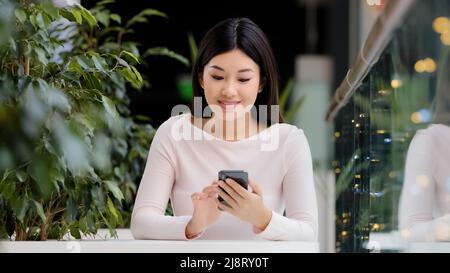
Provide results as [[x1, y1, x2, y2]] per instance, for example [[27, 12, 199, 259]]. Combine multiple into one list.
[[256, 129, 318, 241], [130, 123, 194, 240], [398, 130, 449, 242]]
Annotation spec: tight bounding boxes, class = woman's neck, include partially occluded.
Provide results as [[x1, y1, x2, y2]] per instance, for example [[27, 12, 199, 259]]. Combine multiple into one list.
[[192, 112, 267, 141]]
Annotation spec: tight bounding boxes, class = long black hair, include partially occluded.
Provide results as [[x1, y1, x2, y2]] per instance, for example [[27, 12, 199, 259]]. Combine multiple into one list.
[[191, 17, 284, 125]]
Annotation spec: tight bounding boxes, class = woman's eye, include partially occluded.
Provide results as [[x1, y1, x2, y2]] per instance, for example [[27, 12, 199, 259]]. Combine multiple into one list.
[[212, 75, 224, 80], [238, 79, 250, 83]]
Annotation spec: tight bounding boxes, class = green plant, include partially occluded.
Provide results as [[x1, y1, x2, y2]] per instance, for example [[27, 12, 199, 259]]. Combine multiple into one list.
[[279, 77, 305, 124], [0, 0, 186, 240]]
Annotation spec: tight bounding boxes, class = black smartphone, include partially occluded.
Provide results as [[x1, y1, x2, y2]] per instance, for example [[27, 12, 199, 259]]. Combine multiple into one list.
[[217, 170, 248, 206]]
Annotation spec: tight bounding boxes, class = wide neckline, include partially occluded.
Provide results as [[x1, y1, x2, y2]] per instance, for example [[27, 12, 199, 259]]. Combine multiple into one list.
[[182, 113, 279, 144]]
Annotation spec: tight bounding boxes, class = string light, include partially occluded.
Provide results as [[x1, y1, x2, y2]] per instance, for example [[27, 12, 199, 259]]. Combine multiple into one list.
[[378, 90, 389, 95], [388, 171, 396, 179], [441, 32, 450, 46], [391, 78, 403, 89], [414, 58, 437, 73], [433, 17, 450, 34], [372, 223, 381, 231]]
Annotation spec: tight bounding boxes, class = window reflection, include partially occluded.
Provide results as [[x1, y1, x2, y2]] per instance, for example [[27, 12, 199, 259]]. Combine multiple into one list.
[[399, 52, 450, 243]]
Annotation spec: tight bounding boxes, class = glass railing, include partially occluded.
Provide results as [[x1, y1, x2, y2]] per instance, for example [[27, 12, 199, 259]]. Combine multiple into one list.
[[332, 0, 450, 252]]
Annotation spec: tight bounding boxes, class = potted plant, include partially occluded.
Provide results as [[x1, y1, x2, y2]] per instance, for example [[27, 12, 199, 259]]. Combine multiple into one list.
[[0, 0, 187, 241]]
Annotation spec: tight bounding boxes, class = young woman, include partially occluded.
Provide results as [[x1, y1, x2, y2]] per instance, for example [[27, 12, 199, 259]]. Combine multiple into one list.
[[131, 18, 318, 241]]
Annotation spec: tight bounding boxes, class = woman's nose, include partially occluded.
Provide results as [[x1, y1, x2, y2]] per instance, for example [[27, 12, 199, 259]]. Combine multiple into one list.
[[221, 81, 238, 97]]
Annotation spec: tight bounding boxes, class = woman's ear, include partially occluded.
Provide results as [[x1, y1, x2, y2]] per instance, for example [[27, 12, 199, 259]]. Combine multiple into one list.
[[258, 78, 266, 93], [198, 72, 204, 89]]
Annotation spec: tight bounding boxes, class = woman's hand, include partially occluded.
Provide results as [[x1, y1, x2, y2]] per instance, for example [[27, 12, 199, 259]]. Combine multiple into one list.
[[185, 182, 221, 238], [216, 178, 272, 232]]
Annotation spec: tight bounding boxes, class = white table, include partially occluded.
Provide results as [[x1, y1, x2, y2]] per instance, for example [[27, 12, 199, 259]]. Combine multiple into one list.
[[406, 243, 450, 253], [0, 229, 319, 253]]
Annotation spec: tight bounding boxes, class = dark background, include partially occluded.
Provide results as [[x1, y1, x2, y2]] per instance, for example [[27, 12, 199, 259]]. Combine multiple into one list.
[[84, 0, 349, 127]]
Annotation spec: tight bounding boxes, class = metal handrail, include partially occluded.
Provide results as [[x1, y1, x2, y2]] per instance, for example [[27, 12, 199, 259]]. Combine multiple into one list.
[[325, 0, 417, 122]]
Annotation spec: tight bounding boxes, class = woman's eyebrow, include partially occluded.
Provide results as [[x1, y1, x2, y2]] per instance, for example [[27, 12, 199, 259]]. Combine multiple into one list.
[[209, 65, 224, 71], [209, 65, 254, 73], [238, 68, 254, 73]]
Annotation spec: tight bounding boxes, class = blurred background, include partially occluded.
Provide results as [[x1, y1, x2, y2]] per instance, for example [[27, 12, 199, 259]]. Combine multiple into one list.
[[1, 0, 450, 253]]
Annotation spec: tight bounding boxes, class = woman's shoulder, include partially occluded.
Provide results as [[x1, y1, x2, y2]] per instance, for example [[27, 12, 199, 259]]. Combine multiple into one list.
[[276, 122, 306, 139], [270, 122, 309, 149], [152, 113, 189, 140], [413, 124, 450, 143]]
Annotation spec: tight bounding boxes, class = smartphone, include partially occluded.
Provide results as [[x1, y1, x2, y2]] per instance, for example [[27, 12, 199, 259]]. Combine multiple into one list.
[[217, 170, 248, 206]]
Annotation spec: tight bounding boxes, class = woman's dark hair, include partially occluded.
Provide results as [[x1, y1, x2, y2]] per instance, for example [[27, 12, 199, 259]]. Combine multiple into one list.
[[191, 17, 284, 125]]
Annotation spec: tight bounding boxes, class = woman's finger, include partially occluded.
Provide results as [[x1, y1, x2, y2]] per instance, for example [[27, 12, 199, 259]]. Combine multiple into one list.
[[191, 192, 208, 201], [219, 180, 242, 203], [225, 178, 248, 198], [248, 179, 262, 196], [203, 187, 219, 198], [216, 199, 233, 213], [218, 187, 238, 208]]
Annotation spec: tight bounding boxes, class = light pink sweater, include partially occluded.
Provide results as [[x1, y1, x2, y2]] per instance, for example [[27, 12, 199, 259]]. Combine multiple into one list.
[[399, 124, 450, 241], [131, 113, 318, 241]]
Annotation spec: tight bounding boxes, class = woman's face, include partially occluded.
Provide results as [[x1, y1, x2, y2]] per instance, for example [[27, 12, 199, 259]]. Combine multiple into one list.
[[200, 49, 262, 120]]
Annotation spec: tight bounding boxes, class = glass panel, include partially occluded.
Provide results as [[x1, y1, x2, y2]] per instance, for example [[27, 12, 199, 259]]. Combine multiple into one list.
[[335, 0, 450, 253]]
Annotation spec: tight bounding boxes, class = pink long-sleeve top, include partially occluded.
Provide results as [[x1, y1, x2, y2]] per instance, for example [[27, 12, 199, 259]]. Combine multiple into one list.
[[131, 113, 318, 241], [399, 124, 450, 241]]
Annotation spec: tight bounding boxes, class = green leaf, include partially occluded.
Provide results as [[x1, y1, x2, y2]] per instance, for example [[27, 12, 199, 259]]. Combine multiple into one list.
[[143, 47, 189, 67], [70, 226, 81, 239], [91, 186, 106, 210], [86, 211, 96, 232], [72, 113, 96, 137], [114, 56, 129, 68], [130, 65, 143, 85], [118, 67, 137, 87], [188, 32, 198, 64], [105, 180, 124, 201], [41, 0, 59, 19], [77, 4, 97, 27], [34, 47, 48, 66], [67, 58, 83, 73], [96, 0, 115, 7], [28, 159, 53, 198], [16, 170, 28, 182], [107, 197, 120, 222], [91, 54, 108, 73], [125, 9, 167, 28], [0, 180, 16, 200], [101, 95, 119, 121], [36, 12, 46, 30], [83, 73, 103, 91], [121, 50, 140, 64], [279, 77, 294, 112], [66, 197, 78, 224], [96, 10, 110, 27], [284, 96, 305, 123], [110, 14, 121, 24], [11, 198, 28, 222], [32, 200, 47, 222], [71, 9, 82, 25], [75, 56, 90, 70], [122, 42, 140, 58], [14, 9, 26, 23], [29, 14, 37, 29]]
